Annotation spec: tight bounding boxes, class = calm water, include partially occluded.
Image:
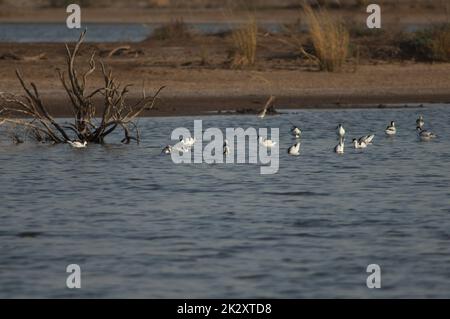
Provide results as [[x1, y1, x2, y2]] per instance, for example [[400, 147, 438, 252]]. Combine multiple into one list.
[[0, 22, 425, 43], [0, 23, 283, 43], [0, 106, 450, 298]]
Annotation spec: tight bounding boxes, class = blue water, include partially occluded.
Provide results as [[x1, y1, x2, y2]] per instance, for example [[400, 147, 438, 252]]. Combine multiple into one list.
[[0, 106, 449, 298], [0, 22, 426, 43], [0, 22, 283, 43]]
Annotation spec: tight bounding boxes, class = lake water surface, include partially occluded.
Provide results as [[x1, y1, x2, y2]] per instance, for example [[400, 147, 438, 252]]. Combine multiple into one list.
[[0, 22, 429, 43], [0, 106, 449, 298]]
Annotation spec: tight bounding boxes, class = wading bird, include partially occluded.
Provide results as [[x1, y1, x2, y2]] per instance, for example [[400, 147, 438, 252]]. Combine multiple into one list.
[[417, 128, 437, 141], [161, 145, 172, 155], [179, 137, 196, 147], [358, 134, 375, 145], [288, 142, 301, 156], [68, 140, 87, 148], [334, 139, 345, 154], [337, 124, 346, 138], [385, 121, 396, 136], [416, 115, 425, 130], [223, 139, 230, 155], [259, 136, 276, 148], [352, 138, 368, 149], [289, 124, 302, 139]]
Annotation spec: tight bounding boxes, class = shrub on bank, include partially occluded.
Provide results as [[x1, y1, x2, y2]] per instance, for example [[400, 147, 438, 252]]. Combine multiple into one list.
[[399, 24, 450, 62]]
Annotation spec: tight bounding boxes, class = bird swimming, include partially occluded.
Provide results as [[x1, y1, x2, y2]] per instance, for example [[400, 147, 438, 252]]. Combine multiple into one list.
[[290, 126, 301, 138], [385, 121, 396, 136], [288, 142, 301, 156], [337, 124, 346, 138], [352, 138, 368, 149], [223, 139, 230, 155], [417, 128, 437, 141], [161, 145, 172, 154], [358, 134, 375, 145], [259, 136, 277, 148], [416, 115, 424, 130], [68, 140, 87, 148], [179, 137, 196, 147], [334, 139, 345, 154]]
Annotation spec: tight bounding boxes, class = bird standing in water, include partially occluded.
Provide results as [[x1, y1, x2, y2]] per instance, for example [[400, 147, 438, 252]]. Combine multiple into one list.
[[223, 139, 230, 155], [334, 138, 345, 154], [68, 140, 87, 148], [385, 121, 396, 136], [288, 142, 301, 156], [416, 115, 425, 130], [337, 124, 346, 139]]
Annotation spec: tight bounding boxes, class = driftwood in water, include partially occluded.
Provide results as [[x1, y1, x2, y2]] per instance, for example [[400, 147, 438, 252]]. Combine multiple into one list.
[[0, 30, 164, 144]]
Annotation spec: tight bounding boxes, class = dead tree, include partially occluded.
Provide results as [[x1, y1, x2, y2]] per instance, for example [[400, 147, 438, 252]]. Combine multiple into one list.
[[0, 30, 164, 144]]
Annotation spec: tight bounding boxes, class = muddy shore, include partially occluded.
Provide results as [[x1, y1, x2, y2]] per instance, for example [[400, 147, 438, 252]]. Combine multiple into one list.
[[1, 17, 450, 117]]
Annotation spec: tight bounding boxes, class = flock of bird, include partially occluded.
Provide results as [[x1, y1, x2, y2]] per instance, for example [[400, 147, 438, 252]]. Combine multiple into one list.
[[327, 115, 436, 155], [63, 114, 437, 153]]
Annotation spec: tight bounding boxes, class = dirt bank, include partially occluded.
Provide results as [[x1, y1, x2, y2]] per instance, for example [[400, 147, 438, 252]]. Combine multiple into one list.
[[1, 38, 450, 117]]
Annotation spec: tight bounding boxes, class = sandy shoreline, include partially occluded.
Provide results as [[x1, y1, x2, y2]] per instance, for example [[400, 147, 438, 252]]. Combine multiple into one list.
[[3, 93, 448, 118], [1, 31, 450, 117]]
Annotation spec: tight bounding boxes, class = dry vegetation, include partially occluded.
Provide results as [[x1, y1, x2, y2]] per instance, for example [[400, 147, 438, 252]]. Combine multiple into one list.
[[231, 17, 258, 67], [0, 31, 164, 144], [302, 3, 349, 71]]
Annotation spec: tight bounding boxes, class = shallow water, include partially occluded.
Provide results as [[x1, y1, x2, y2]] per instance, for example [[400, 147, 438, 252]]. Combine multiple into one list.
[[0, 22, 428, 43], [0, 22, 283, 43], [0, 106, 449, 298]]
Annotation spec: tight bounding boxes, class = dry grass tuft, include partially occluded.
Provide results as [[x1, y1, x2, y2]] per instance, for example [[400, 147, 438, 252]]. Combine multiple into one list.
[[231, 17, 258, 67], [431, 26, 450, 61], [302, 3, 349, 71]]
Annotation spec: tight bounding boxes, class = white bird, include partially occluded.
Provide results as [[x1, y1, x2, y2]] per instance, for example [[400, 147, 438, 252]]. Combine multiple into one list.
[[259, 136, 277, 148], [416, 115, 425, 130], [68, 140, 87, 148], [385, 121, 396, 136], [288, 142, 301, 156], [161, 145, 172, 154], [172, 142, 191, 153], [336, 124, 345, 138], [179, 137, 196, 147], [334, 139, 344, 154], [223, 139, 230, 155], [352, 138, 368, 149], [358, 134, 375, 145], [417, 128, 437, 141], [290, 126, 302, 138]]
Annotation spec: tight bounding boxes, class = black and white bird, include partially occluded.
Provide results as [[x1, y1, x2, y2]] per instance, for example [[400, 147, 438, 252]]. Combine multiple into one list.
[[352, 138, 368, 149], [417, 128, 437, 141], [223, 139, 230, 155], [288, 142, 301, 156], [290, 126, 302, 138], [358, 134, 375, 145], [336, 124, 346, 138], [161, 145, 172, 154], [179, 137, 196, 147], [68, 140, 87, 148], [385, 121, 396, 136], [334, 139, 345, 154], [416, 115, 425, 130]]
